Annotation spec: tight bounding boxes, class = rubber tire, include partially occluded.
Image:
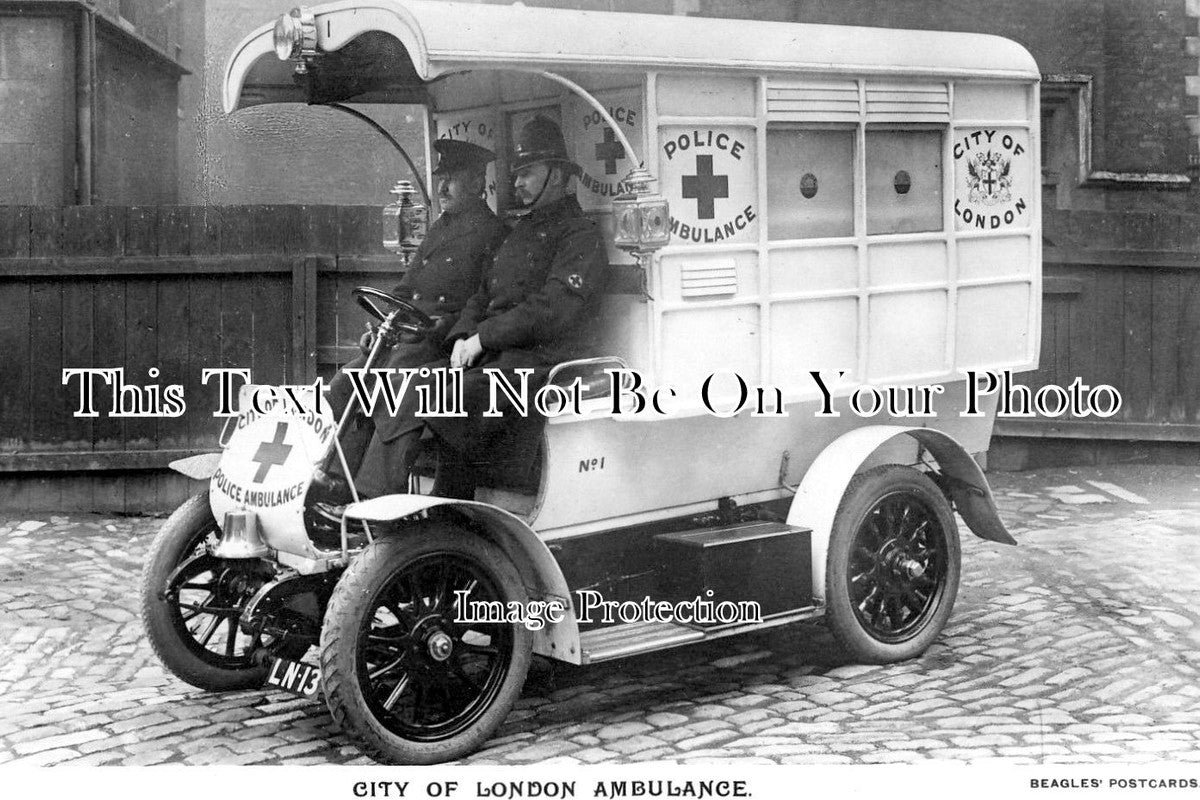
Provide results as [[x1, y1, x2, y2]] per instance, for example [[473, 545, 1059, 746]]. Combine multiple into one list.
[[141, 491, 286, 691], [825, 465, 961, 664], [319, 525, 533, 765]]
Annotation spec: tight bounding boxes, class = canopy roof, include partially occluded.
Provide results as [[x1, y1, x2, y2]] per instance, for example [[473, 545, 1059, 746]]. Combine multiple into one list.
[[224, 0, 1039, 113]]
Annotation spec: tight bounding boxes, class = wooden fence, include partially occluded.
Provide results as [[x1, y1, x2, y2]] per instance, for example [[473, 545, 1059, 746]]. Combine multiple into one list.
[[0, 205, 401, 510], [1000, 208, 1200, 448]]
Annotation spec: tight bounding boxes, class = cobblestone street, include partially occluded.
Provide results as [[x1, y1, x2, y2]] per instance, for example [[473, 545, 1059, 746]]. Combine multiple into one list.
[[2, 465, 1199, 766]]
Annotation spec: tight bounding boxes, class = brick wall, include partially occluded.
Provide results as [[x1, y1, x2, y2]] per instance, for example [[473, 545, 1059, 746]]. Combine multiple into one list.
[[1101, 0, 1192, 172], [1187, 0, 1200, 169]]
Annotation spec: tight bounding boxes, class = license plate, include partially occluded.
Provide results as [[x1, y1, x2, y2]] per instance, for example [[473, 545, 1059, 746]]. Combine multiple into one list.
[[265, 656, 321, 699]]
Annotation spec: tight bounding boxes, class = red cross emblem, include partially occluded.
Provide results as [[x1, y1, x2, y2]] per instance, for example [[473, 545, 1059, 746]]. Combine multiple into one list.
[[595, 127, 624, 176], [251, 422, 293, 483], [681, 155, 729, 220]]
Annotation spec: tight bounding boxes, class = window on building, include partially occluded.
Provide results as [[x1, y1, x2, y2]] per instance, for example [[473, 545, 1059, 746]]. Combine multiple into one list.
[[865, 128, 943, 235], [1040, 76, 1092, 206], [766, 127, 855, 240]]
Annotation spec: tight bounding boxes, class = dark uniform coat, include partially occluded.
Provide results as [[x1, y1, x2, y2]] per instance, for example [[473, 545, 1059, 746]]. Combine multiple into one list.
[[448, 195, 609, 365], [329, 198, 507, 410], [392, 196, 509, 325], [356, 195, 607, 495]]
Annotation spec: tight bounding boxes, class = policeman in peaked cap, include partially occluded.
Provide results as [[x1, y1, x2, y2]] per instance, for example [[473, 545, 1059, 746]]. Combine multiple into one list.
[[352, 116, 610, 500], [407, 139, 504, 312], [314, 138, 509, 502], [432, 138, 494, 178]]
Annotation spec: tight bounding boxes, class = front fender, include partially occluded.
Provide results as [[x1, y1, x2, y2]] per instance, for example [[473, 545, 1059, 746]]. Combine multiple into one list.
[[787, 426, 1015, 602], [343, 495, 581, 664], [169, 452, 222, 481]]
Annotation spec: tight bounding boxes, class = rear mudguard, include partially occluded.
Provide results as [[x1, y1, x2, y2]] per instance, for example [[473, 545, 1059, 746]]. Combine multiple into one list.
[[787, 426, 1015, 603], [342, 495, 581, 664]]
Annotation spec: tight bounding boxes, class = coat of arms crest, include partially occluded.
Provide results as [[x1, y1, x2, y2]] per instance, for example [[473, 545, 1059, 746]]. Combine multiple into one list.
[[966, 150, 1012, 205]]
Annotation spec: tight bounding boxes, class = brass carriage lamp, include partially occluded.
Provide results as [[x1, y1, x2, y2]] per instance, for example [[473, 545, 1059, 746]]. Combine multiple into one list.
[[612, 167, 671, 262], [273, 7, 317, 64], [382, 180, 428, 266]]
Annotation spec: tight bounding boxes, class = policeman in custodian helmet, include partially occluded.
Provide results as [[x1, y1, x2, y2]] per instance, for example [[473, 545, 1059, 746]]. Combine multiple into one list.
[[352, 116, 610, 500]]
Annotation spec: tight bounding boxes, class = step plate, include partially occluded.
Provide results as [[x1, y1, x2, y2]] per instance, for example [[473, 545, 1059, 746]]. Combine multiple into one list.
[[580, 620, 704, 663], [654, 522, 813, 621], [578, 606, 824, 664]]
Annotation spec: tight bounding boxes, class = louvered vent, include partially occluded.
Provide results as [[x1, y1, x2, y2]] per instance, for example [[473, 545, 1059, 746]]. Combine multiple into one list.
[[680, 261, 738, 298], [865, 82, 950, 123], [767, 80, 859, 122]]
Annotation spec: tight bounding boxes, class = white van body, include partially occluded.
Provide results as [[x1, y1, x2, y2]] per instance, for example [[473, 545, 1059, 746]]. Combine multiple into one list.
[[223, 0, 1040, 546]]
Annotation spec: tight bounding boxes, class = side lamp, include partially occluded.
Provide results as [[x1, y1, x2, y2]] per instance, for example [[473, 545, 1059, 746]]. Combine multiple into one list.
[[612, 167, 671, 264], [382, 180, 428, 266]]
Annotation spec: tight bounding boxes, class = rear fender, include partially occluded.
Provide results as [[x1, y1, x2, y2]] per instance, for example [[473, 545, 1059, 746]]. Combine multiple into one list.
[[343, 495, 581, 664], [786, 426, 1015, 602]]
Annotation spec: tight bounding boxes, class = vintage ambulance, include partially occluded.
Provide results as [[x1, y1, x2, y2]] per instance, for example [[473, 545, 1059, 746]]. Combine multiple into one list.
[[141, 1, 1041, 764]]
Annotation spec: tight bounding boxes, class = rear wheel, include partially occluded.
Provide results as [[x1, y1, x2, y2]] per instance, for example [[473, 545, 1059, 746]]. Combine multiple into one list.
[[320, 524, 532, 764], [826, 465, 960, 663], [140, 491, 305, 690]]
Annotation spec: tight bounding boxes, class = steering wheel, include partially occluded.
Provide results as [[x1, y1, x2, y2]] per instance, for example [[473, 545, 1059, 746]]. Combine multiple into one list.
[[353, 286, 435, 334]]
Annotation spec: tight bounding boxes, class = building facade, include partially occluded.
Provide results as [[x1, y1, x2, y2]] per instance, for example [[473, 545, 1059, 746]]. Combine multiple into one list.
[[0, 0, 205, 205], [691, 0, 1200, 214]]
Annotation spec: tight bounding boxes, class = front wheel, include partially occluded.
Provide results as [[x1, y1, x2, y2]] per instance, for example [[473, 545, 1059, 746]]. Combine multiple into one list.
[[140, 491, 304, 690], [320, 525, 533, 764], [826, 465, 961, 664]]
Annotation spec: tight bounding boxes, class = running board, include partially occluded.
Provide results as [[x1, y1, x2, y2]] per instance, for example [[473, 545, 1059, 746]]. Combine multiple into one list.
[[579, 606, 825, 664], [580, 620, 703, 663]]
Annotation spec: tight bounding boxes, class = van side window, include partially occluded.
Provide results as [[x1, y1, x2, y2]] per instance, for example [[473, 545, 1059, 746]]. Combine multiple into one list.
[[865, 129, 943, 235], [766, 128, 855, 240]]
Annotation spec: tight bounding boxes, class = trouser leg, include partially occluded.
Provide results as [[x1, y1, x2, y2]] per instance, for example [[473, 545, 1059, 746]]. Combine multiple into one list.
[[354, 427, 422, 498], [327, 353, 368, 417], [432, 441, 476, 500], [335, 416, 374, 478], [327, 341, 435, 480], [324, 355, 371, 478]]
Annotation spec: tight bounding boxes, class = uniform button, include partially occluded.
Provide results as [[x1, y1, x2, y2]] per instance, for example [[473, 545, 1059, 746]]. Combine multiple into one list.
[[437, 295, 446, 304], [412, 292, 421, 301]]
